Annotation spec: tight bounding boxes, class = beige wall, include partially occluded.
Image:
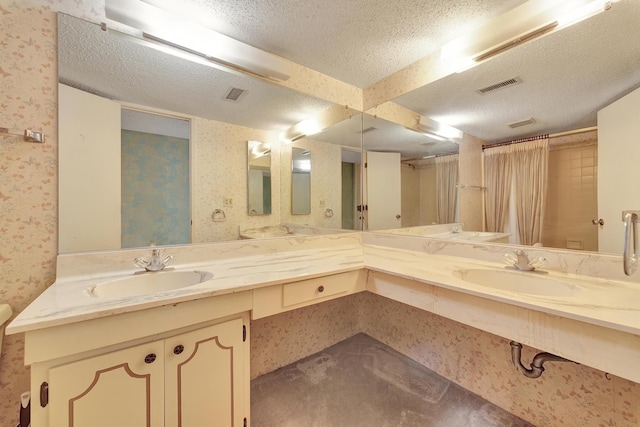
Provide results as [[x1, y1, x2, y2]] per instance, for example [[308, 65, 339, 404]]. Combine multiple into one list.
[[401, 165, 420, 227], [459, 133, 485, 231], [419, 165, 438, 225], [401, 161, 438, 227], [543, 131, 598, 250], [280, 138, 342, 229], [191, 117, 282, 242]]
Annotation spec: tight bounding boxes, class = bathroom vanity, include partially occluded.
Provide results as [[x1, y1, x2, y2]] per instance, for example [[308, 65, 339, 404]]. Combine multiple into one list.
[[8, 233, 640, 426], [8, 236, 364, 427], [26, 293, 251, 426]]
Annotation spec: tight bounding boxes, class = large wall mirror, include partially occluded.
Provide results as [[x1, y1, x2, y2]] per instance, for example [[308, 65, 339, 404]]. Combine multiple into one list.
[[365, 0, 640, 255], [57, 14, 362, 253]]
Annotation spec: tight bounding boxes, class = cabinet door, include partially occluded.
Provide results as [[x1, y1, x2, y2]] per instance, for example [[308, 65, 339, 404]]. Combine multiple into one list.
[[165, 318, 245, 427], [48, 341, 164, 427]]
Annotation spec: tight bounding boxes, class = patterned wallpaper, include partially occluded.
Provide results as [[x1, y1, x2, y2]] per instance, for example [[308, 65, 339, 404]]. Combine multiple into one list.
[[191, 117, 283, 243], [280, 137, 343, 229], [1, 1, 638, 426]]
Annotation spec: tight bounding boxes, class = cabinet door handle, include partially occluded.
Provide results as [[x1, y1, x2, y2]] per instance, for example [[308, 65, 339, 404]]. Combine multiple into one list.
[[144, 353, 157, 364], [40, 382, 49, 407], [318, 285, 324, 293], [173, 345, 184, 355]]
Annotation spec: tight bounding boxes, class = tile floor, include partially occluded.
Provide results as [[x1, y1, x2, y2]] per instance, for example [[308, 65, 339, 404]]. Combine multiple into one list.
[[251, 333, 534, 427]]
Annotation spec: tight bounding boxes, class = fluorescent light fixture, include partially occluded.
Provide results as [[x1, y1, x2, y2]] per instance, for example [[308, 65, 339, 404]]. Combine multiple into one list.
[[418, 116, 463, 140], [249, 141, 271, 159], [556, 0, 613, 28], [105, 0, 292, 81], [296, 119, 322, 136], [294, 159, 311, 172], [441, 0, 614, 71], [279, 118, 322, 144]]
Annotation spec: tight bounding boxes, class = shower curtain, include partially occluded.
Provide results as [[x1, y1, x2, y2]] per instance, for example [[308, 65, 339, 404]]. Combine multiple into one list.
[[484, 139, 549, 245], [436, 154, 459, 224]]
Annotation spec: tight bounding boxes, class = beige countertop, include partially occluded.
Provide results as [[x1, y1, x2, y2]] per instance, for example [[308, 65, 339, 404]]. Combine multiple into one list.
[[8, 234, 640, 339], [364, 244, 640, 336], [7, 244, 363, 334]]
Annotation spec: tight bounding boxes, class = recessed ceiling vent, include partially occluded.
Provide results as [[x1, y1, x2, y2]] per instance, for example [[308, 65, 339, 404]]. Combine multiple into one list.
[[477, 77, 522, 95], [224, 87, 247, 102], [508, 118, 536, 128], [359, 126, 378, 134]]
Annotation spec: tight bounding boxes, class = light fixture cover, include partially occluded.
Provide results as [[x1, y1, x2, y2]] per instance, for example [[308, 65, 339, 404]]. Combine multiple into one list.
[[105, 0, 292, 81], [418, 116, 463, 140]]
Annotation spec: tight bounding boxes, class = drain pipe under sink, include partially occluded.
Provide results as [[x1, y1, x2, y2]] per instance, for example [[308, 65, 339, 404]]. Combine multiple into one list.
[[510, 341, 576, 378]]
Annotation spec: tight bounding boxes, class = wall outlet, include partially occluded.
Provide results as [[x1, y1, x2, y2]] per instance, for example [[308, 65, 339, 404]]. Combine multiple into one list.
[[224, 197, 233, 207]]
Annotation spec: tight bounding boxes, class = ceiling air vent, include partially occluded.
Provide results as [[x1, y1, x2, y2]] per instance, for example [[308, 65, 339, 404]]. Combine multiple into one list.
[[477, 77, 522, 95], [224, 87, 247, 102], [359, 126, 378, 134], [508, 118, 536, 128]]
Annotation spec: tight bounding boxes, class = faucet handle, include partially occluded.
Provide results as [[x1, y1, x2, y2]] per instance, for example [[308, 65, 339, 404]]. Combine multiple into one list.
[[162, 254, 175, 266], [528, 256, 547, 270], [504, 253, 518, 268], [133, 257, 150, 269]]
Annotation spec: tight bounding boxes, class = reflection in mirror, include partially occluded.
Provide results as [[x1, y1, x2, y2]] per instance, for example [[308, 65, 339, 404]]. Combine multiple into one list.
[[360, 114, 459, 231], [284, 114, 363, 230], [375, 1, 640, 253], [120, 109, 191, 248], [247, 141, 272, 215], [291, 147, 311, 215], [57, 13, 351, 253]]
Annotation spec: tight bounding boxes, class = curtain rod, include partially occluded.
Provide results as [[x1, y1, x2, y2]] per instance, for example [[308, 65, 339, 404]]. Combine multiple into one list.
[[401, 152, 458, 163], [482, 126, 597, 150]]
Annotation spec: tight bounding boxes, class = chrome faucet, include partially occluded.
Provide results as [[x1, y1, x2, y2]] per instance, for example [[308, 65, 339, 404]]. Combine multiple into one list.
[[134, 249, 174, 272], [504, 249, 546, 271]]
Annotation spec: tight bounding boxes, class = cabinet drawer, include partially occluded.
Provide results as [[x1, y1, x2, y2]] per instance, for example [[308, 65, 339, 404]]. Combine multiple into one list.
[[252, 270, 365, 319], [283, 276, 349, 307]]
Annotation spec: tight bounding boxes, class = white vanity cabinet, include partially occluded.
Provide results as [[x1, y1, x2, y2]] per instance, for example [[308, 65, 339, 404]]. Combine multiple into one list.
[[26, 291, 252, 427], [48, 339, 165, 426]]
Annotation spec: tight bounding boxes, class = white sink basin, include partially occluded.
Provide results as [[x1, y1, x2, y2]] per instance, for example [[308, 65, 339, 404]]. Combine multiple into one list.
[[455, 268, 576, 297], [88, 270, 213, 298]]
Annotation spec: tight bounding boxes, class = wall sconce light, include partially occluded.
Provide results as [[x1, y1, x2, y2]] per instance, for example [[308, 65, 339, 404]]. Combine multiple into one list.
[[105, 0, 292, 81]]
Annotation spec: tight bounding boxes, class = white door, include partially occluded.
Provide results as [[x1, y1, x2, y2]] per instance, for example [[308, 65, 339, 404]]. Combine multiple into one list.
[[597, 87, 640, 254], [59, 84, 121, 253], [365, 151, 401, 230]]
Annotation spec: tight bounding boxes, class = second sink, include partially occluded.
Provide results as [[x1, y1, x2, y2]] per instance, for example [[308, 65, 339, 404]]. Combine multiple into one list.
[[454, 268, 576, 297]]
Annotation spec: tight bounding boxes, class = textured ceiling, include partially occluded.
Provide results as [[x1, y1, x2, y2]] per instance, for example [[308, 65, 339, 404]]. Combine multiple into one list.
[[61, 0, 640, 157], [393, 0, 640, 143], [143, 0, 527, 88], [58, 15, 333, 132]]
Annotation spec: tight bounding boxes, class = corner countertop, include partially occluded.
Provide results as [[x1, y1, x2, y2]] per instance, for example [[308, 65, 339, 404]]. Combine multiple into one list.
[[8, 236, 640, 339], [364, 244, 640, 336]]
